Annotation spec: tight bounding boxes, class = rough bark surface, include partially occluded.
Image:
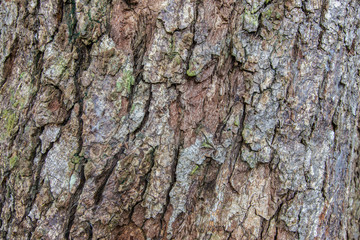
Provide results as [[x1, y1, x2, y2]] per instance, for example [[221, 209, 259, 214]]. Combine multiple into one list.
[[0, 0, 360, 239]]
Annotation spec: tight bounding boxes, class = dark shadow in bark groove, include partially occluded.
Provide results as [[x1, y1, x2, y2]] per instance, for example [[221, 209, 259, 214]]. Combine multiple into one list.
[[1, 37, 19, 89], [93, 146, 126, 206], [64, 41, 93, 239]]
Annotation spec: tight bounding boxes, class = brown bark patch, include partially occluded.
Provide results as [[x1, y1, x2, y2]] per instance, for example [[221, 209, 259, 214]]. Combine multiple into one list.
[[143, 217, 161, 239], [48, 98, 61, 112], [119, 97, 129, 118], [131, 204, 146, 227], [114, 223, 145, 240], [169, 100, 179, 129], [110, 1, 136, 51]]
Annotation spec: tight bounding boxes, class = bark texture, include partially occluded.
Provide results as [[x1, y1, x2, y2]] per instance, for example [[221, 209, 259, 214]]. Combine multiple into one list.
[[1, 0, 360, 239]]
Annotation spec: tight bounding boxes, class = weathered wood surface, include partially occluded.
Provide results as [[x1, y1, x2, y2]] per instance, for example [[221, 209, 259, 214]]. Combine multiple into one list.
[[0, 0, 359, 239]]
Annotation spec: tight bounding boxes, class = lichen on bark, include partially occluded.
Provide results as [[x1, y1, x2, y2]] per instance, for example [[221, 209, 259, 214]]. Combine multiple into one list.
[[0, 0, 360, 239]]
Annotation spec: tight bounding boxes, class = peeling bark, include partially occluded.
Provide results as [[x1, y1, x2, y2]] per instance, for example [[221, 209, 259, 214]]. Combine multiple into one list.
[[1, 0, 360, 239]]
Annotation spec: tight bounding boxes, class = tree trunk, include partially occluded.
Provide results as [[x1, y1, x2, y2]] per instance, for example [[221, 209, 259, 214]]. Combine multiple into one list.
[[0, 0, 359, 239]]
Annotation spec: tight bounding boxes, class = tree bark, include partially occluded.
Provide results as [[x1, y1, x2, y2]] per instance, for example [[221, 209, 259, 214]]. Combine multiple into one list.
[[0, 0, 359, 239]]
